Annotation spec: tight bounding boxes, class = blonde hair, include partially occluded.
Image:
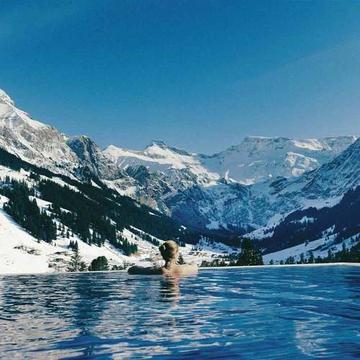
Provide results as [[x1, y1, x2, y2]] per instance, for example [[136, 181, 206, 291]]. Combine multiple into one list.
[[159, 240, 179, 261]]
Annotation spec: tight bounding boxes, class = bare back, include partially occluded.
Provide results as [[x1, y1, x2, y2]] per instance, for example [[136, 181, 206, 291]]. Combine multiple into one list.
[[128, 264, 198, 277], [161, 264, 198, 277]]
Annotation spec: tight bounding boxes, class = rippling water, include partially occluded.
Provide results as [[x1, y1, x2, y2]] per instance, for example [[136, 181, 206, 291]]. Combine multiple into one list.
[[0, 266, 359, 359]]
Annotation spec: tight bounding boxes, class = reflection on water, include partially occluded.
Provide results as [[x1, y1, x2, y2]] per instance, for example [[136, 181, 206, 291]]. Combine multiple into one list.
[[159, 277, 180, 304], [0, 266, 359, 359]]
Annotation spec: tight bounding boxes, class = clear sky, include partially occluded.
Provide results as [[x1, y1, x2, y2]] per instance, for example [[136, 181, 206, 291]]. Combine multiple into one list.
[[1, 0, 360, 154]]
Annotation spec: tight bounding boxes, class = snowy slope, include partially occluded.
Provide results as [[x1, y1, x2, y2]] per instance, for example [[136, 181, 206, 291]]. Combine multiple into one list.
[[168, 137, 360, 233], [102, 136, 357, 231], [263, 234, 359, 265], [1, 87, 359, 268], [0, 155, 232, 274], [1, 88, 357, 234], [0, 194, 232, 275], [104, 136, 356, 185], [201, 136, 356, 184], [104, 141, 220, 185], [0, 199, 54, 274], [0, 204, 235, 275]]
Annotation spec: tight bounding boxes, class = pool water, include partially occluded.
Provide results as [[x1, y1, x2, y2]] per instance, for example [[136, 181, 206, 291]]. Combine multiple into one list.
[[0, 266, 359, 359]]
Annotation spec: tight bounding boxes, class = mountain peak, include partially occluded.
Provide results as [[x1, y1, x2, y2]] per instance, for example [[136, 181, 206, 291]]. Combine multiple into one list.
[[68, 135, 94, 145], [348, 136, 360, 150], [146, 140, 169, 149], [105, 144, 121, 152], [244, 135, 277, 141], [145, 141, 193, 158], [0, 89, 15, 106]]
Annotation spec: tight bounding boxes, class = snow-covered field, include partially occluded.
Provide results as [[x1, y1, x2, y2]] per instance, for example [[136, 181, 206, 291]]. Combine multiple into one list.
[[1, 195, 357, 275], [263, 234, 359, 265], [0, 203, 236, 275]]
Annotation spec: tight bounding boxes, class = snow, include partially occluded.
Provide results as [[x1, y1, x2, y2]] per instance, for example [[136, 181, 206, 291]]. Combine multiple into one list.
[[299, 196, 343, 210], [0, 194, 140, 274], [42, 176, 80, 193], [247, 213, 286, 240], [0, 88, 81, 177], [0, 165, 31, 183], [104, 142, 220, 183], [103, 178, 138, 197], [0, 89, 15, 106], [102, 135, 357, 237], [292, 139, 328, 151], [1, 88, 360, 273], [91, 180, 101, 188], [148, 211, 159, 216], [0, 202, 56, 274], [0, 192, 236, 274], [293, 216, 315, 225], [0, 204, 137, 274], [263, 234, 359, 264], [200, 136, 356, 185], [206, 220, 221, 230]]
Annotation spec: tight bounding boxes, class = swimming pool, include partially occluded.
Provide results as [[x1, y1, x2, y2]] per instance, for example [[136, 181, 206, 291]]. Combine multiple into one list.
[[0, 265, 359, 359]]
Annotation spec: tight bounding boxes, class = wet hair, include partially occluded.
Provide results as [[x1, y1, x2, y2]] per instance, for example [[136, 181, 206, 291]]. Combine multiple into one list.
[[159, 240, 179, 261]]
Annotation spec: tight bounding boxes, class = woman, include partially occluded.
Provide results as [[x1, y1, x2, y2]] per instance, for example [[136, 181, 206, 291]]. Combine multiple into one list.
[[128, 240, 198, 276]]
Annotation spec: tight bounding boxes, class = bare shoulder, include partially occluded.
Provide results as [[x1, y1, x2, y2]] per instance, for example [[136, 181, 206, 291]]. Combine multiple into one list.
[[175, 264, 198, 276], [128, 264, 198, 277]]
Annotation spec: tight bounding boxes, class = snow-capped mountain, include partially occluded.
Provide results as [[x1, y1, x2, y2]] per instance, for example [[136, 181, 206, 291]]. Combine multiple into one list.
[[103, 135, 357, 232], [0, 89, 79, 176], [0, 88, 357, 225], [201, 136, 356, 184], [0, 146, 231, 274], [0, 88, 359, 271], [259, 183, 360, 264], [297, 138, 360, 198], [66, 135, 125, 180], [104, 140, 220, 186], [104, 136, 355, 186], [265, 136, 360, 215]]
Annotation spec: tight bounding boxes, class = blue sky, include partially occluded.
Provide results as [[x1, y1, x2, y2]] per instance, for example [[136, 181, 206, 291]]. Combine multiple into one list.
[[1, 0, 360, 153]]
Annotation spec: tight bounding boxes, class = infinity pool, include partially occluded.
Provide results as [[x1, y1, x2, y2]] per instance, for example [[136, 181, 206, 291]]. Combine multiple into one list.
[[0, 265, 359, 359]]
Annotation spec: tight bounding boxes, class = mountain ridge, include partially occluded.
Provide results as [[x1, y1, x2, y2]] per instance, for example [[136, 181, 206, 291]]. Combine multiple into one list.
[[1, 88, 359, 268]]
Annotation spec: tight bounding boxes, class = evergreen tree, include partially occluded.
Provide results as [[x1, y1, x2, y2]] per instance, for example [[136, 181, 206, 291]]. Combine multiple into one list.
[[327, 249, 334, 262], [236, 238, 263, 266], [68, 247, 87, 272], [88, 256, 109, 271], [2, 180, 56, 242], [299, 253, 305, 264], [285, 256, 295, 264]]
